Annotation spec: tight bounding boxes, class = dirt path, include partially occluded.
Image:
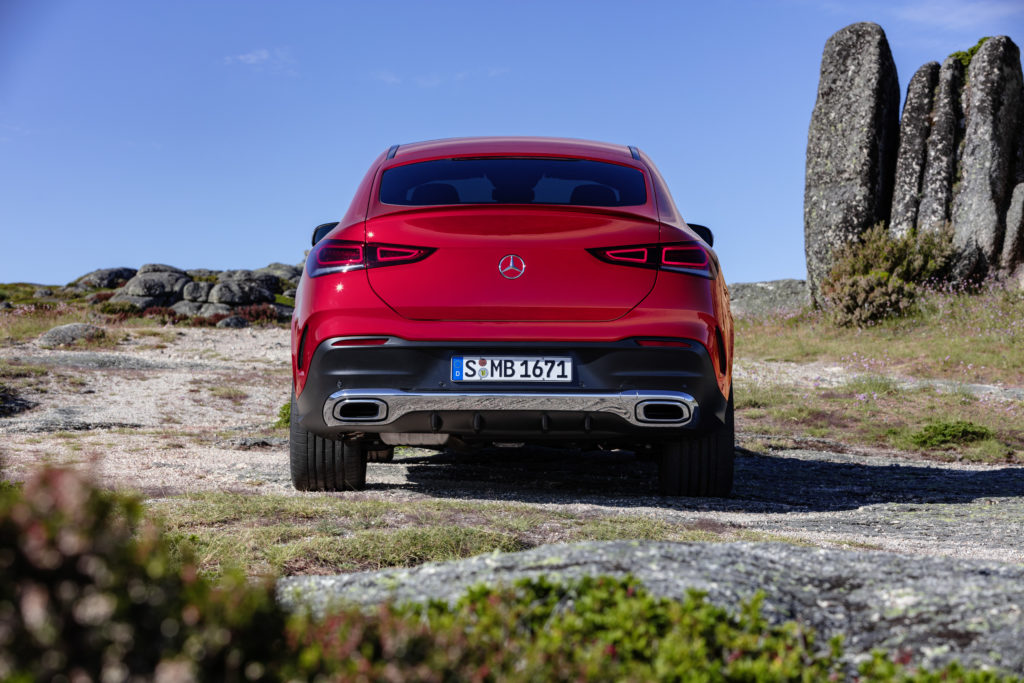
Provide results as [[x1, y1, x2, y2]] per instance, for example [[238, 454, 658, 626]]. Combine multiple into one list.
[[2, 326, 1022, 564]]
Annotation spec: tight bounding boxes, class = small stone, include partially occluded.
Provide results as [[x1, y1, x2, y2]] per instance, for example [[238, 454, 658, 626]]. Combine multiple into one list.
[[170, 301, 203, 317], [216, 316, 250, 328], [38, 323, 105, 348], [198, 303, 232, 317]]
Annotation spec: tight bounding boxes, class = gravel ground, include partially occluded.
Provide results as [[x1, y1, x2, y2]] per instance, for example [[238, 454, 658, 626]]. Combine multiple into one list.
[[2, 325, 1021, 564], [3, 325, 1024, 671]]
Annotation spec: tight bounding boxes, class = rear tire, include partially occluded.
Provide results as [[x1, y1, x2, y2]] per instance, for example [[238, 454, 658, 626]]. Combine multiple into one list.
[[658, 391, 734, 497], [289, 392, 367, 491]]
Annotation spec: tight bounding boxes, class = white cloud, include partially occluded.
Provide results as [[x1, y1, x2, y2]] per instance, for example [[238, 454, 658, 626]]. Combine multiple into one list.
[[891, 0, 1023, 31], [224, 48, 296, 75], [373, 67, 509, 88], [372, 69, 402, 85]]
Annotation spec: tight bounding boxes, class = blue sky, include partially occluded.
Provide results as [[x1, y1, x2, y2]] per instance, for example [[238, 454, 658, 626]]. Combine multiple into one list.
[[1, 0, 1022, 286]]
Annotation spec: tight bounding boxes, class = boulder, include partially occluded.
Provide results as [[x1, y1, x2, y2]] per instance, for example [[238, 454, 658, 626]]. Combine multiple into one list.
[[1002, 182, 1024, 272], [951, 36, 1024, 278], [282, 288, 297, 299], [33, 288, 53, 299], [256, 262, 302, 283], [804, 22, 901, 305], [198, 303, 232, 317], [218, 269, 282, 293], [271, 303, 295, 321], [185, 268, 220, 280], [216, 315, 250, 328], [116, 270, 191, 305], [170, 301, 204, 317], [38, 323, 105, 348], [727, 279, 809, 317], [75, 267, 137, 289], [182, 281, 213, 302], [207, 280, 274, 306], [0, 301, 13, 309], [137, 263, 186, 275], [889, 62, 940, 238], [917, 56, 966, 234]]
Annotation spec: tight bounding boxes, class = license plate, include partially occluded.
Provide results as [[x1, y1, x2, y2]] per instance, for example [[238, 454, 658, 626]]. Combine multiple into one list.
[[452, 356, 573, 382]]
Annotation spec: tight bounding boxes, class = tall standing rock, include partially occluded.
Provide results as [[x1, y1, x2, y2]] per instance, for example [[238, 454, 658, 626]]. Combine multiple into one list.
[[950, 36, 1024, 278], [890, 62, 940, 238], [1002, 183, 1024, 276], [804, 22, 901, 305], [917, 57, 966, 234]]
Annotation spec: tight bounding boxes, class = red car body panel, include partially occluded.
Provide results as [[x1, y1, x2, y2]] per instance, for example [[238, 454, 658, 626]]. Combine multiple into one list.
[[364, 206, 660, 322], [292, 136, 732, 405]]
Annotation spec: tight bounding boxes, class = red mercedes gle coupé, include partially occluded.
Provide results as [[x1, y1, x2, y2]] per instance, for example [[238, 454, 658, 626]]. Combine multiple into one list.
[[290, 137, 734, 496]]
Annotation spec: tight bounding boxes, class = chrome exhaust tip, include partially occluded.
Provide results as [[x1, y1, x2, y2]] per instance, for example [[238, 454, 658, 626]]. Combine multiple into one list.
[[635, 400, 691, 424], [333, 399, 388, 422]]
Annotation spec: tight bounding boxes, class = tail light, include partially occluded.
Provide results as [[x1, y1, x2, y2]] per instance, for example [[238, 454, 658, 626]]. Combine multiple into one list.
[[307, 240, 435, 278], [588, 240, 715, 279]]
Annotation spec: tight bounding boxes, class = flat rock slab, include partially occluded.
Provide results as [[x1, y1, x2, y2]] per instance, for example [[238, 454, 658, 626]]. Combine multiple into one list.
[[279, 541, 1024, 675]]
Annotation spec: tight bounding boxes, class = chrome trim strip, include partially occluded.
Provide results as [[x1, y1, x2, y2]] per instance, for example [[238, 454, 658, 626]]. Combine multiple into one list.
[[323, 389, 698, 428]]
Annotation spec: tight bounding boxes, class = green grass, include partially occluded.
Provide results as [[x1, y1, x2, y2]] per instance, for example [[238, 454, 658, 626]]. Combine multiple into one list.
[[735, 285, 1024, 385], [734, 377, 1023, 463], [151, 493, 787, 577]]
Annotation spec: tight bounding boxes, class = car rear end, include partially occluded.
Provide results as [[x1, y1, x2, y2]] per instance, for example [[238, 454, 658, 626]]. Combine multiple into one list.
[[290, 137, 733, 495]]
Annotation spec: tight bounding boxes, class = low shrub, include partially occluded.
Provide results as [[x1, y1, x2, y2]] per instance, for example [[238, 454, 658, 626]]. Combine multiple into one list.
[[910, 420, 993, 448], [89, 290, 115, 304], [0, 468, 288, 681], [141, 306, 186, 325], [188, 313, 230, 327], [2, 468, 1017, 681], [821, 223, 956, 327], [234, 303, 281, 325], [275, 401, 290, 428], [97, 301, 139, 316]]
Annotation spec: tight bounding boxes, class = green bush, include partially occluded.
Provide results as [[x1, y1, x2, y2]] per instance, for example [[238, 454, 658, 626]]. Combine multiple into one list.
[[821, 223, 955, 327], [275, 401, 290, 428], [2, 468, 1018, 681], [0, 468, 288, 681], [911, 420, 993, 448], [950, 37, 990, 70]]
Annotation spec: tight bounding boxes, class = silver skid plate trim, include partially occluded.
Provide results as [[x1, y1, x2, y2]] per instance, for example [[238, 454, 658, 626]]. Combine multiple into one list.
[[322, 388, 699, 429]]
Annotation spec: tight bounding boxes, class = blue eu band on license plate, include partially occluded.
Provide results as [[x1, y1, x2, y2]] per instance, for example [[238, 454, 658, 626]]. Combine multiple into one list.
[[452, 356, 573, 382]]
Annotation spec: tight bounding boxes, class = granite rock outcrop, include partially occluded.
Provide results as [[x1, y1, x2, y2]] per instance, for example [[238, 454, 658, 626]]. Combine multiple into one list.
[[804, 22, 901, 305], [806, 28, 1024, 295]]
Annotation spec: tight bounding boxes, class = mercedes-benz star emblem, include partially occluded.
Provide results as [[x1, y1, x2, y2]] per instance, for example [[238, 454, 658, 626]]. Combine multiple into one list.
[[498, 254, 525, 280]]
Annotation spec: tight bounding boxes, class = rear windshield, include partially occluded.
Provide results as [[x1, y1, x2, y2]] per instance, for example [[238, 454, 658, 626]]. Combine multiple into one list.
[[379, 158, 647, 207]]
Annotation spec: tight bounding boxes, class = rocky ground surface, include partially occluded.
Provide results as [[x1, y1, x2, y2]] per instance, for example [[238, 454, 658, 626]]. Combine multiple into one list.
[[280, 542, 1024, 675], [2, 323, 1023, 673]]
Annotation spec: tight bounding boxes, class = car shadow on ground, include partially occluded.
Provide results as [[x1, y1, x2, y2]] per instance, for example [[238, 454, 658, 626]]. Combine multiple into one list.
[[372, 445, 1024, 513]]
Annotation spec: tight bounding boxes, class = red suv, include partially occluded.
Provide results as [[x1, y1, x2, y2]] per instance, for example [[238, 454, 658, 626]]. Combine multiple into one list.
[[290, 137, 734, 496]]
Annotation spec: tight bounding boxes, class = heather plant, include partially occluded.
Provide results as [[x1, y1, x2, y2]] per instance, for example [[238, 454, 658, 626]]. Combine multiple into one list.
[[821, 223, 956, 327], [0, 467, 288, 681], [3, 468, 1019, 681]]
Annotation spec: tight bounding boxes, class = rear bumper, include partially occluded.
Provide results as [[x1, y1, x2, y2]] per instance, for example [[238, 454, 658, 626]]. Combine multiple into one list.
[[297, 337, 727, 443], [323, 388, 699, 429]]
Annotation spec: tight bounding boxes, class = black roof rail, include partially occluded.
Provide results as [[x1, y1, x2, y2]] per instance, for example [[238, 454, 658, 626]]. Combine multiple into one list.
[[386, 144, 400, 159], [628, 145, 641, 161]]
